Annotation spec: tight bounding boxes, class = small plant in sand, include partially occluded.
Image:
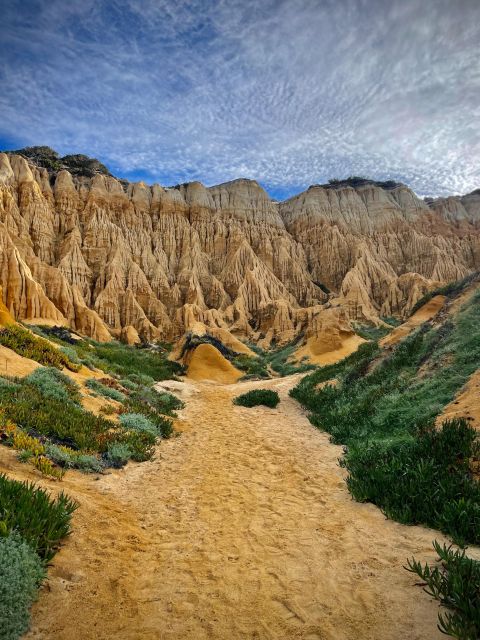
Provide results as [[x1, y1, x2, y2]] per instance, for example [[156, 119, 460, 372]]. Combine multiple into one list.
[[406, 541, 480, 639], [233, 389, 280, 408]]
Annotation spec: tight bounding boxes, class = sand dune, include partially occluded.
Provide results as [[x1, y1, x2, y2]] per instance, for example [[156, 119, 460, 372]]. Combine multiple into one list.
[[5, 374, 454, 639]]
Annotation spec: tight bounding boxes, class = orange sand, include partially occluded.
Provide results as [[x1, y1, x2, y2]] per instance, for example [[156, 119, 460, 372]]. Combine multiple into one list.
[[380, 295, 446, 347], [186, 343, 242, 383], [439, 368, 480, 429], [2, 374, 467, 639], [0, 345, 39, 377], [294, 332, 366, 365]]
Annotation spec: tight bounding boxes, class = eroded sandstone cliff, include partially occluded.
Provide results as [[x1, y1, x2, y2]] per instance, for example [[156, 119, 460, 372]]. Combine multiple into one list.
[[0, 150, 478, 344]]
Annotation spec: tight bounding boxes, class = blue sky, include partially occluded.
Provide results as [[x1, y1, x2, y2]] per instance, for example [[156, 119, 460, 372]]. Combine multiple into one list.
[[0, 0, 479, 200]]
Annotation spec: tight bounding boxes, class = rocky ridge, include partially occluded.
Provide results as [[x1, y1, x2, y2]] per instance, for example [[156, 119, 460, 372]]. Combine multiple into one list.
[[0, 149, 479, 344]]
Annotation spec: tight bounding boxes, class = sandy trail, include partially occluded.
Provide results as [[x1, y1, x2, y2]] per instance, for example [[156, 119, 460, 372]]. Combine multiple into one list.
[[14, 374, 453, 639]]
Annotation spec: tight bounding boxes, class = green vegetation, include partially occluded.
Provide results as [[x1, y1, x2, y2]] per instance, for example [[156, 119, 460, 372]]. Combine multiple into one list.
[[0, 364, 175, 468], [233, 341, 316, 380], [353, 323, 391, 341], [29, 325, 183, 380], [0, 474, 77, 638], [0, 329, 183, 473], [291, 284, 480, 636], [234, 389, 280, 408], [119, 412, 158, 436], [0, 533, 45, 640], [6, 146, 112, 178], [104, 443, 133, 468], [344, 418, 479, 545], [0, 325, 80, 371], [407, 542, 480, 639], [85, 378, 126, 402], [0, 473, 77, 562], [291, 289, 480, 545], [0, 328, 184, 635], [232, 353, 270, 379], [25, 367, 81, 404]]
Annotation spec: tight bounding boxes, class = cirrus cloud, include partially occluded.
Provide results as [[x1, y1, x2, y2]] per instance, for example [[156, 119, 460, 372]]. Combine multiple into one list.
[[0, 0, 479, 199]]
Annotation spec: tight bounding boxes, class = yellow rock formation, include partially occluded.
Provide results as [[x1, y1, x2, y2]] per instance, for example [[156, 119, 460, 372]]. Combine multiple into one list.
[[380, 295, 446, 347], [186, 343, 242, 384], [1, 152, 478, 344]]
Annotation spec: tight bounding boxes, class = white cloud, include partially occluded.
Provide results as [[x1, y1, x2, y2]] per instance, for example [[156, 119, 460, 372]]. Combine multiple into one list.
[[0, 0, 479, 197]]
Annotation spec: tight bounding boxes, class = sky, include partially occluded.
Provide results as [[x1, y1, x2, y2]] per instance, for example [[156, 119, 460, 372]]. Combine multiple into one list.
[[0, 0, 479, 200]]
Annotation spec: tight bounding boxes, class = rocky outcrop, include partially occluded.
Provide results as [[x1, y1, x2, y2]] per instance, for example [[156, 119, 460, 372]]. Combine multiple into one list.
[[0, 151, 478, 344]]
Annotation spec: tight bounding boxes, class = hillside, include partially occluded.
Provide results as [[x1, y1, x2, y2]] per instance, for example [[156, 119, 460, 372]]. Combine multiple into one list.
[[0, 147, 479, 348]]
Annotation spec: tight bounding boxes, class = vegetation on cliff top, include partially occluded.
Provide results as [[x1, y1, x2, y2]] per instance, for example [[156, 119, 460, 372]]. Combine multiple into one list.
[[4, 145, 112, 178]]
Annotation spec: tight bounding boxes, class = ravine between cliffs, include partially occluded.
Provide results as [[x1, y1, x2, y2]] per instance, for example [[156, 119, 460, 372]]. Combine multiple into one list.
[[0, 374, 449, 639]]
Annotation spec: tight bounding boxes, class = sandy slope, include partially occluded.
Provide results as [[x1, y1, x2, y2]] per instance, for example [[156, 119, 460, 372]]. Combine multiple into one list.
[[7, 374, 456, 639]]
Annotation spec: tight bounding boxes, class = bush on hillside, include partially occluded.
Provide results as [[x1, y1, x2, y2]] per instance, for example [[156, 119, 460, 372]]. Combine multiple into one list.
[[0, 326, 79, 371], [343, 418, 480, 545], [0, 384, 114, 451], [25, 367, 81, 404], [104, 443, 132, 468], [119, 413, 158, 436], [233, 389, 280, 408], [85, 378, 126, 402]]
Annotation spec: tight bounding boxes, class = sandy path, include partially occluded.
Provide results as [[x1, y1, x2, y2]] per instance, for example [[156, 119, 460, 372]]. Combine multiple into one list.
[[16, 374, 453, 639]]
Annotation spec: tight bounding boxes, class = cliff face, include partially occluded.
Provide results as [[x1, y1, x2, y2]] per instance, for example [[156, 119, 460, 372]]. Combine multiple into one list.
[[0, 151, 478, 344]]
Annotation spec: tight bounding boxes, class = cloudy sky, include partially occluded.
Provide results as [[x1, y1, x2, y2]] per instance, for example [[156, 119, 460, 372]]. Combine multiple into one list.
[[0, 0, 479, 199]]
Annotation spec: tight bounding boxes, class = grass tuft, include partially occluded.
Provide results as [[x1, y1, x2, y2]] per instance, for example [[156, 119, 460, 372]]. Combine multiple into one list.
[[233, 389, 280, 408]]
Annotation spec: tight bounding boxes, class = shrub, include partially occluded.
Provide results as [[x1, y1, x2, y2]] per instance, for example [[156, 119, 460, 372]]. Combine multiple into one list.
[[12, 430, 45, 457], [31, 455, 65, 480], [123, 373, 155, 386], [0, 325, 79, 371], [126, 404, 172, 438], [81, 342, 182, 381], [0, 473, 77, 561], [17, 450, 33, 463], [343, 419, 480, 545], [119, 378, 139, 391], [115, 429, 156, 462], [45, 443, 75, 468], [2, 385, 114, 451], [0, 533, 45, 640], [233, 389, 280, 408], [104, 443, 132, 468], [98, 404, 117, 415], [119, 413, 158, 436], [233, 354, 270, 379], [44, 444, 104, 473], [291, 290, 480, 545], [85, 378, 126, 402], [406, 541, 480, 639], [0, 376, 21, 392], [154, 391, 184, 415], [59, 345, 81, 364], [25, 367, 81, 404], [74, 454, 104, 474]]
